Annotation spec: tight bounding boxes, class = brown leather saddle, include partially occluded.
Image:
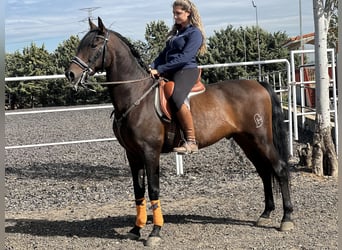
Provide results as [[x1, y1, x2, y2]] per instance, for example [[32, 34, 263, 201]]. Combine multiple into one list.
[[155, 72, 206, 122]]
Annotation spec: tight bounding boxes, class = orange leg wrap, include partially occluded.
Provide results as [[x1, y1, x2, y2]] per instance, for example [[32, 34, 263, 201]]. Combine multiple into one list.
[[135, 198, 147, 228], [151, 200, 164, 227]]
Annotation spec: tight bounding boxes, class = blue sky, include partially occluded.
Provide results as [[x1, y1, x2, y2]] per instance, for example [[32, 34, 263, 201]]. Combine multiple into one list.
[[5, 0, 314, 53]]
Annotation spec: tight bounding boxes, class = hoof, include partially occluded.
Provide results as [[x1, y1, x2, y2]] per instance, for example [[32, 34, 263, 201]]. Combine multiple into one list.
[[144, 236, 162, 247], [126, 232, 140, 241], [279, 221, 294, 232], [256, 217, 272, 227]]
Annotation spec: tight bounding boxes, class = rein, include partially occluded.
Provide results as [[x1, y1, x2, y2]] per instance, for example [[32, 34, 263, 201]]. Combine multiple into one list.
[[114, 79, 160, 124], [84, 75, 152, 86]]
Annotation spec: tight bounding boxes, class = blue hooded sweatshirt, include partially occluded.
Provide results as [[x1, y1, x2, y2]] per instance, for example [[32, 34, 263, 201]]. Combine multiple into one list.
[[151, 25, 202, 75]]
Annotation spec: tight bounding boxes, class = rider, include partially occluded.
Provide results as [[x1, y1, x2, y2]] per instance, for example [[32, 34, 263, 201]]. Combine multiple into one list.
[[150, 0, 206, 154]]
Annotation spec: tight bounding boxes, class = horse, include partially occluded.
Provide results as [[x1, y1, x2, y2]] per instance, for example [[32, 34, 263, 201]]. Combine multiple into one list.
[[65, 17, 294, 246]]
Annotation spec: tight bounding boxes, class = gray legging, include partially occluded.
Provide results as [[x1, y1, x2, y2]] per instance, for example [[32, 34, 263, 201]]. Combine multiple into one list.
[[169, 67, 200, 112]]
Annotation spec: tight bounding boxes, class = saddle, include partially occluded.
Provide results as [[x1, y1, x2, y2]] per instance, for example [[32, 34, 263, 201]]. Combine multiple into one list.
[[155, 71, 206, 122]]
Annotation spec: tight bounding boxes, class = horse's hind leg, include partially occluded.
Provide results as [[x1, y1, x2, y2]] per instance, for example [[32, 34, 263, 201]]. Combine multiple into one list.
[[254, 162, 276, 227], [253, 157, 294, 231], [258, 148, 294, 231], [271, 159, 294, 231], [237, 142, 276, 226], [234, 135, 294, 231]]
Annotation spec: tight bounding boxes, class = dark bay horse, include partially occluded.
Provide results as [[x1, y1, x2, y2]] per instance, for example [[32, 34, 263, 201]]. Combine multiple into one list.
[[65, 17, 294, 246]]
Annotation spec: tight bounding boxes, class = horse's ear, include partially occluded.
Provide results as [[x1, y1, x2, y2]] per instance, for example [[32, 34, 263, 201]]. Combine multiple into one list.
[[98, 17, 107, 34], [89, 18, 98, 30]]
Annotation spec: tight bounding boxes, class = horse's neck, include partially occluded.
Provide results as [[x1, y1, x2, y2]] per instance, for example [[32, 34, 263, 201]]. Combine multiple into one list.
[[106, 35, 151, 114], [106, 64, 150, 115], [107, 36, 146, 81], [106, 61, 149, 101], [107, 59, 144, 81]]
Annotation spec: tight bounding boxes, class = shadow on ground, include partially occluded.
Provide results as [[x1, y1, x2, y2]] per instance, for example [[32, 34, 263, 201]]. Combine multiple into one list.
[[5, 214, 263, 239], [5, 162, 130, 181]]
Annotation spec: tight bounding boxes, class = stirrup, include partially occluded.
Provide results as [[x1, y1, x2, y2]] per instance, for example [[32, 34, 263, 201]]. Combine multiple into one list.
[[173, 140, 198, 155]]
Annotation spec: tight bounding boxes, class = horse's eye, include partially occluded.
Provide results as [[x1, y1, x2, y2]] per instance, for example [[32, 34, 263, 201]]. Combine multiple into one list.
[[91, 43, 97, 49]]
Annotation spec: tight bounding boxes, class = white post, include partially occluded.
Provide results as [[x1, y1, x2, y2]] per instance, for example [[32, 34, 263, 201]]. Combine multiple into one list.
[[176, 153, 183, 175]]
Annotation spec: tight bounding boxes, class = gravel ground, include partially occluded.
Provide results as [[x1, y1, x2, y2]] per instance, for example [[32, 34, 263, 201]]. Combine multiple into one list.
[[5, 105, 337, 249]]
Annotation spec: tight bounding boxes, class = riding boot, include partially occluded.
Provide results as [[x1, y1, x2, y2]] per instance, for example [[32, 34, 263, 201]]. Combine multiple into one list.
[[173, 104, 198, 154]]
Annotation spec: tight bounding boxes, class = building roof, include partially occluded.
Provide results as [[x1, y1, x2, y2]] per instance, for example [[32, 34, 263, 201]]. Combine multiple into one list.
[[283, 32, 315, 49]]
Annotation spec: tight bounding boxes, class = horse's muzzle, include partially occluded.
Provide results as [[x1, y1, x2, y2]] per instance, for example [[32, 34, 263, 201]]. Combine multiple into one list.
[[65, 70, 75, 83], [65, 70, 82, 91]]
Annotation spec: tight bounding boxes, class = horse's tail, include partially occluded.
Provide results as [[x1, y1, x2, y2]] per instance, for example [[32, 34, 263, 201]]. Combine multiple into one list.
[[258, 81, 289, 164]]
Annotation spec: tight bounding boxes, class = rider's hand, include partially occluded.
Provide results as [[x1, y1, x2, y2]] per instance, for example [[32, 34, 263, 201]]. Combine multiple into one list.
[[150, 69, 159, 78]]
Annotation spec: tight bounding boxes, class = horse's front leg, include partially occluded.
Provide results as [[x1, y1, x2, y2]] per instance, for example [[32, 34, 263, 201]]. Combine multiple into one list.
[[126, 151, 147, 240], [125, 149, 164, 246], [144, 149, 164, 247]]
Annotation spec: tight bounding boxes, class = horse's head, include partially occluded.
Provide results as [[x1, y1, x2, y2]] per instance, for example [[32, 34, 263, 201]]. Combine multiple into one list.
[[65, 17, 111, 89]]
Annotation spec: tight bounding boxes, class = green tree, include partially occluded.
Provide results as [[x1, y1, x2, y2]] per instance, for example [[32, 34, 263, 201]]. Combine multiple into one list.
[[50, 35, 80, 106], [198, 25, 290, 83], [5, 36, 110, 108], [132, 20, 170, 65], [131, 39, 150, 65], [144, 20, 169, 64], [5, 51, 23, 108], [327, 7, 338, 50], [54, 35, 111, 106], [53, 35, 80, 74], [5, 43, 55, 108]]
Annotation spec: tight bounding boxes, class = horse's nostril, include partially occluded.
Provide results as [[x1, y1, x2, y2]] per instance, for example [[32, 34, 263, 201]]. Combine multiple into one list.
[[65, 71, 75, 82]]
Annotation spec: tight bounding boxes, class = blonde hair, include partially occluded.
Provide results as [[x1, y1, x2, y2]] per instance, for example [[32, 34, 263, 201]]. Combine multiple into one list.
[[168, 0, 207, 55]]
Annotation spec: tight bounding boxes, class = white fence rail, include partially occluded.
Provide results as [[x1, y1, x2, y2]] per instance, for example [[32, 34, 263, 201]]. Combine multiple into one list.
[[5, 105, 116, 150], [5, 138, 117, 150], [5, 105, 113, 116]]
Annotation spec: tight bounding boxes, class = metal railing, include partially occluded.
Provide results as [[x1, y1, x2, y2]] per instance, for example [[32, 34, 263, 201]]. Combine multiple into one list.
[[290, 49, 338, 153]]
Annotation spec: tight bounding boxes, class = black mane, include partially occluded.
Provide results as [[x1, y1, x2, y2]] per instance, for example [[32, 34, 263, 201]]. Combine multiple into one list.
[[110, 30, 149, 72], [79, 29, 149, 72]]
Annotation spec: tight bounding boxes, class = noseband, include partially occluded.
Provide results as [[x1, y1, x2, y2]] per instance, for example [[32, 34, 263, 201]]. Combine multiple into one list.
[[71, 31, 109, 90]]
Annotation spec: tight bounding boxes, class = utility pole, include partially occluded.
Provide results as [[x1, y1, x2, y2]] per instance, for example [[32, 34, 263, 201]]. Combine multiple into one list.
[[252, 0, 261, 81], [78, 7, 100, 34], [79, 7, 100, 23], [299, 0, 304, 65]]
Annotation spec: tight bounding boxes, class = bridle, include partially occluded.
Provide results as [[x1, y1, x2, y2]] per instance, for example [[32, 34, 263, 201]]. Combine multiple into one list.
[[70, 30, 153, 92], [71, 30, 110, 90], [69, 29, 159, 124]]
